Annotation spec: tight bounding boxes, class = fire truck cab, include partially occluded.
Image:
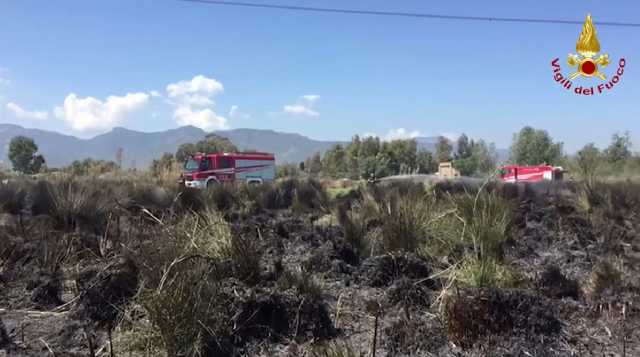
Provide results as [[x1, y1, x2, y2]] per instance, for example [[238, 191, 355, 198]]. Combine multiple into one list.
[[499, 164, 564, 183], [182, 152, 276, 188]]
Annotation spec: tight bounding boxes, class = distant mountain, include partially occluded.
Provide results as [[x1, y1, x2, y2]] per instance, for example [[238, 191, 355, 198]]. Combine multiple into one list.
[[0, 124, 509, 169], [0, 124, 343, 168], [216, 128, 342, 164]]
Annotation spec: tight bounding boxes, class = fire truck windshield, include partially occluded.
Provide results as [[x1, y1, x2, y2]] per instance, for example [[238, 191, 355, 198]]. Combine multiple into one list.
[[184, 158, 199, 172]]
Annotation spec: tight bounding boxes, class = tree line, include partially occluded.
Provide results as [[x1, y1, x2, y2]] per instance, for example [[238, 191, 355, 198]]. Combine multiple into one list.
[[4, 128, 639, 182], [295, 134, 498, 179]]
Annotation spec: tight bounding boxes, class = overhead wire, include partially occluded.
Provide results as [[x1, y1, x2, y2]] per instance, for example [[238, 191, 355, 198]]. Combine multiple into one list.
[[178, 0, 640, 28]]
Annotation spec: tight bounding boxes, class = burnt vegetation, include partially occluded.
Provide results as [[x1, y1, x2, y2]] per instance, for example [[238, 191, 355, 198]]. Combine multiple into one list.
[[1, 174, 640, 356]]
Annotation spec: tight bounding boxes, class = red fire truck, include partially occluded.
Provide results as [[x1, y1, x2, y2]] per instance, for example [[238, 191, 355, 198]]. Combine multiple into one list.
[[499, 164, 564, 183], [182, 152, 276, 188]]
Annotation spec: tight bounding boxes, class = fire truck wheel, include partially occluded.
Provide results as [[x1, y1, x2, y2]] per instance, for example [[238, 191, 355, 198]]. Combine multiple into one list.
[[206, 180, 217, 189]]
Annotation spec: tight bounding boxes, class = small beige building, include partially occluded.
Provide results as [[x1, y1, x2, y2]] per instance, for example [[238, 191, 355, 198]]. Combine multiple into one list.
[[437, 162, 460, 179]]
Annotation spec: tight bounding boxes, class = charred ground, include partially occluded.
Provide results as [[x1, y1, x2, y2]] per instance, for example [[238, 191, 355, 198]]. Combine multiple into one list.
[[0, 177, 639, 356]]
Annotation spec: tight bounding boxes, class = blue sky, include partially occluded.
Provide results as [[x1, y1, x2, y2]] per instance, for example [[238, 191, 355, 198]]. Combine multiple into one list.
[[0, 0, 639, 151]]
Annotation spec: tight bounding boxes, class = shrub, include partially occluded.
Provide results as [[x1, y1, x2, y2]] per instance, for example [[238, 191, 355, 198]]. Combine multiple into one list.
[[588, 260, 623, 297], [335, 195, 375, 257], [136, 209, 234, 356], [455, 255, 514, 289], [229, 228, 263, 284], [203, 184, 237, 212], [29, 178, 110, 233], [444, 288, 561, 347], [277, 268, 324, 299], [292, 179, 329, 213], [378, 192, 433, 253], [453, 189, 511, 261], [537, 265, 580, 299], [337, 184, 439, 257], [0, 181, 27, 215], [309, 342, 364, 357]]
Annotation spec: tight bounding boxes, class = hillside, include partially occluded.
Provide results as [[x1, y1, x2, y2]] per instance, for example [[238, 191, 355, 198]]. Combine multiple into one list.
[[0, 124, 344, 168], [0, 124, 508, 169]]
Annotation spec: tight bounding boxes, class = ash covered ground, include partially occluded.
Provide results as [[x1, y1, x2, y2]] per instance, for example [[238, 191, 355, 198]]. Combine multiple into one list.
[[1, 178, 639, 356]]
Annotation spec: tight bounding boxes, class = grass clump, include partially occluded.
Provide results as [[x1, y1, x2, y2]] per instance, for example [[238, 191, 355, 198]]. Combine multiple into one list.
[[588, 260, 623, 297], [309, 342, 364, 357], [277, 267, 324, 299], [0, 181, 27, 215], [136, 209, 235, 356], [30, 178, 110, 233], [337, 183, 438, 257], [422, 186, 514, 289], [455, 256, 514, 288]]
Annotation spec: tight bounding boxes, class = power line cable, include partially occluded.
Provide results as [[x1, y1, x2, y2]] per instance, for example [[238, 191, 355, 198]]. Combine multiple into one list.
[[179, 0, 640, 28]]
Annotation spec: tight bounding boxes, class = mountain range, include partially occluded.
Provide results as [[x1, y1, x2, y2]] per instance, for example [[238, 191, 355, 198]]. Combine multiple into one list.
[[0, 124, 505, 169]]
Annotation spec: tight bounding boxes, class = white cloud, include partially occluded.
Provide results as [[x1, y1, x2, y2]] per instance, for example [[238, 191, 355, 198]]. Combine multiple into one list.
[[150, 90, 161, 97], [165, 75, 228, 131], [384, 128, 422, 141], [54, 92, 149, 132], [361, 132, 377, 138], [174, 106, 228, 131], [283, 104, 319, 117], [166, 75, 223, 102], [6, 102, 49, 120], [302, 94, 320, 103], [229, 105, 250, 119], [283, 94, 321, 118]]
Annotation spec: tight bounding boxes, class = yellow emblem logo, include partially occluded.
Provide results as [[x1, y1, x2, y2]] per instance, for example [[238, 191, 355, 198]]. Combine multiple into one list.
[[551, 14, 626, 95], [567, 14, 610, 80]]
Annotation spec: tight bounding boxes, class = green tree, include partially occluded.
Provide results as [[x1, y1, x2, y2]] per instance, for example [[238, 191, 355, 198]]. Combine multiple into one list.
[[474, 141, 497, 175], [604, 131, 632, 163], [8, 136, 45, 174], [175, 143, 198, 163], [322, 144, 349, 178], [151, 153, 176, 176], [453, 139, 497, 177], [175, 134, 238, 162], [455, 134, 473, 160], [277, 163, 300, 178], [416, 150, 437, 174], [346, 135, 362, 179], [509, 126, 563, 165], [383, 139, 418, 175], [359, 152, 391, 179], [575, 143, 602, 187], [305, 152, 323, 176], [435, 136, 453, 163], [66, 158, 117, 176], [358, 136, 381, 159]]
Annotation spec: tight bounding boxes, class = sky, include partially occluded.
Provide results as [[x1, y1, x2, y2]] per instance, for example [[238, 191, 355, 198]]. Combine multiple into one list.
[[1, 0, 639, 152]]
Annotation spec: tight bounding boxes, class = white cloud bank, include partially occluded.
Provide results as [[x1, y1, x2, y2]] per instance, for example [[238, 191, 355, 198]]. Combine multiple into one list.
[[6, 102, 49, 120], [361, 128, 422, 141], [54, 92, 149, 132], [283, 94, 320, 117], [384, 128, 421, 141], [165, 75, 228, 131]]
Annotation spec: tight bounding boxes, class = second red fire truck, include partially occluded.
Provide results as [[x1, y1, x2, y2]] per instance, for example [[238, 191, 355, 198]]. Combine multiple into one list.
[[182, 152, 276, 188], [498, 164, 564, 183]]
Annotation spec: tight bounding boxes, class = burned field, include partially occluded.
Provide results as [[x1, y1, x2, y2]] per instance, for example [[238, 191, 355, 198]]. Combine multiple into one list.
[[1, 177, 639, 356]]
